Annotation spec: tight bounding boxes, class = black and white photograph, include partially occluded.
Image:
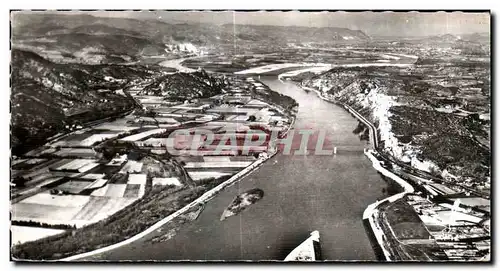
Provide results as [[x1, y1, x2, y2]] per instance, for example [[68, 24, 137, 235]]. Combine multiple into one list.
[[8, 9, 491, 262]]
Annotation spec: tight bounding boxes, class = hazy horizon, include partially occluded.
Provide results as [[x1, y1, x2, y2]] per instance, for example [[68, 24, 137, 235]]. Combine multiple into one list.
[[13, 10, 490, 37]]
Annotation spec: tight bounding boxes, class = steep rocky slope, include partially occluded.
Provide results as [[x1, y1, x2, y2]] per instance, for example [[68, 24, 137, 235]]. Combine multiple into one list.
[[300, 61, 490, 194], [10, 49, 159, 155]]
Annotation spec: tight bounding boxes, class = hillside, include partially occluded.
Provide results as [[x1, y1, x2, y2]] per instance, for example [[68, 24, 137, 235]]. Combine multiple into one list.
[[139, 69, 228, 100], [13, 32, 167, 64], [300, 58, 490, 195], [11, 13, 207, 64], [10, 49, 160, 155], [10, 49, 231, 155]]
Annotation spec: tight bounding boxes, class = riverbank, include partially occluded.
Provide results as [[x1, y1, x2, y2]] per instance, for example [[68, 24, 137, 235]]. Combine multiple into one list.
[[12, 65, 298, 261], [68, 76, 385, 261], [56, 78, 296, 261], [297, 78, 491, 261], [295, 81, 419, 261], [61, 147, 278, 261], [287, 65, 491, 260]]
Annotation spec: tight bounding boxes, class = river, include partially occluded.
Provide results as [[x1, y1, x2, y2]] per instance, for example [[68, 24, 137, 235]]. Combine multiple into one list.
[[92, 77, 388, 261]]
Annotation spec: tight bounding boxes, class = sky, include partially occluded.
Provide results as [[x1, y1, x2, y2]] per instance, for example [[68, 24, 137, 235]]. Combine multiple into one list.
[[39, 10, 491, 37]]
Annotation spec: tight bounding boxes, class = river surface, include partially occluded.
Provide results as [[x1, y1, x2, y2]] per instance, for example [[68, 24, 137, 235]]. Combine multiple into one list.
[[93, 77, 388, 261]]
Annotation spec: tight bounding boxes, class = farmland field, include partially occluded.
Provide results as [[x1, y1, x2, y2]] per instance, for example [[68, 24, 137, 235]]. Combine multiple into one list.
[[104, 184, 127, 197], [88, 165, 122, 177], [80, 134, 120, 147], [56, 159, 97, 171], [90, 186, 109, 197], [12, 203, 82, 224], [11, 159, 49, 171], [51, 132, 95, 147], [127, 174, 147, 185], [123, 184, 141, 198], [202, 156, 231, 163], [53, 148, 97, 157], [120, 128, 167, 142], [47, 159, 73, 170], [72, 197, 111, 221], [183, 161, 253, 168], [20, 194, 90, 207], [228, 156, 257, 162], [109, 173, 129, 184], [11, 226, 65, 246], [86, 179, 108, 189], [90, 197, 138, 222], [13, 181, 147, 228], [56, 180, 93, 194], [80, 173, 106, 180], [72, 196, 139, 224]]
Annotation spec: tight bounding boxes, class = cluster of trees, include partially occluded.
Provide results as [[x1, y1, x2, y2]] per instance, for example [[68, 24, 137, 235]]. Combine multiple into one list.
[[254, 88, 298, 113], [12, 220, 76, 230], [12, 176, 28, 187], [95, 140, 141, 160]]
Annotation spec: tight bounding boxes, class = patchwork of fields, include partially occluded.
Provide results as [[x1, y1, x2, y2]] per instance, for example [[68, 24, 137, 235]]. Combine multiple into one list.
[[12, 166, 150, 229], [11, 75, 292, 247]]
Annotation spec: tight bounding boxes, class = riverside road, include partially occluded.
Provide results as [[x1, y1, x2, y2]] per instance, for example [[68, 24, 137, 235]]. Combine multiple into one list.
[[88, 76, 388, 261]]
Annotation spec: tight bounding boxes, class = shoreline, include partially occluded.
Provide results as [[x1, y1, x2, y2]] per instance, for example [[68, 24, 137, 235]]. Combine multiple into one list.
[[295, 82, 416, 262], [13, 61, 408, 262], [55, 78, 296, 261], [294, 78, 489, 261], [59, 147, 279, 261]]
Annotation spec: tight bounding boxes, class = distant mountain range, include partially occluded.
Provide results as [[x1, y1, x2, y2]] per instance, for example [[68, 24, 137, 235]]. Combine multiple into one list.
[[12, 13, 371, 42], [224, 24, 370, 42], [371, 32, 489, 44], [424, 32, 490, 43], [11, 13, 371, 64]]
